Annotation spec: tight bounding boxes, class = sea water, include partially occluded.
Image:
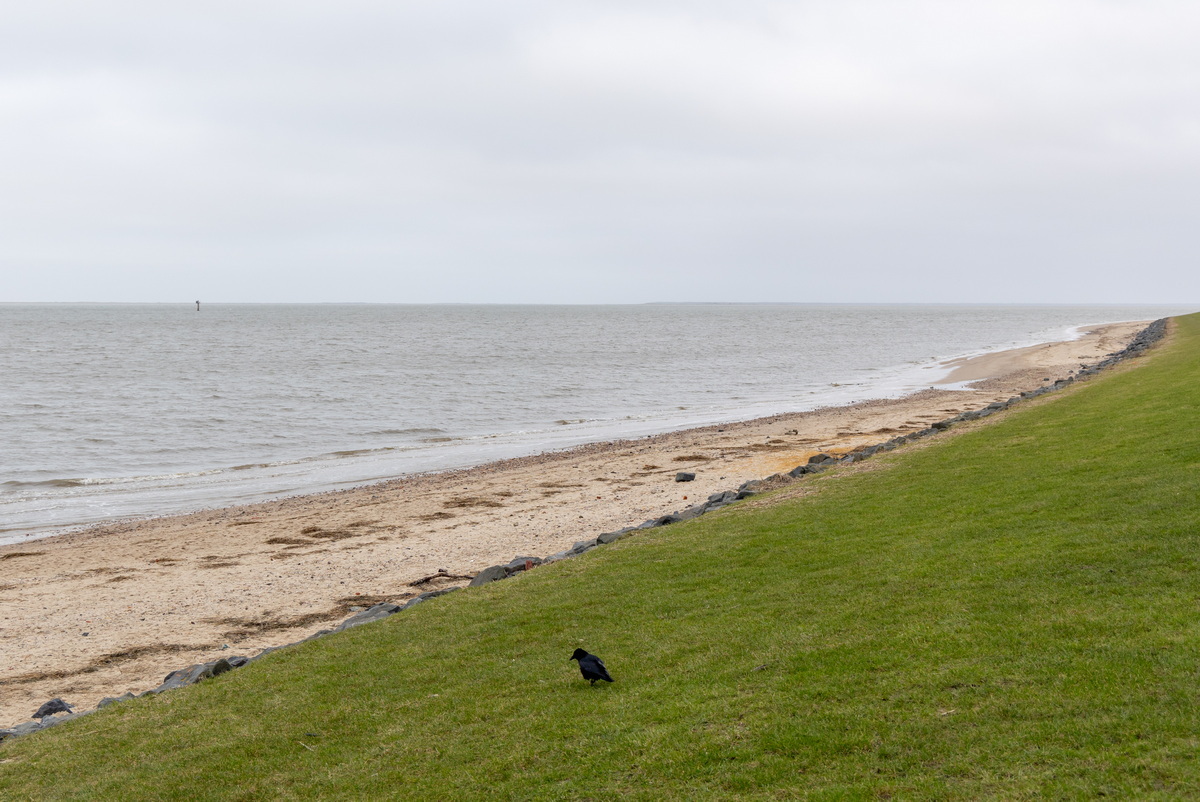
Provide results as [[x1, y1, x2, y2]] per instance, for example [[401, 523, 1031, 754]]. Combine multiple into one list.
[[1, 303, 1193, 541]]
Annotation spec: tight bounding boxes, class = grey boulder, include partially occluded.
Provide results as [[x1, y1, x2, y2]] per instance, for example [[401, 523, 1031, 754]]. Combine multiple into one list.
[[97, 692, 137, 708], [468, 565, 509, 587], [335, 603, 403, 631]]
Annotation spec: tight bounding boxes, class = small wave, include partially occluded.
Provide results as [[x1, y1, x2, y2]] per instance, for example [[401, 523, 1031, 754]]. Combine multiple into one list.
[[367, 427, 447, 436], [307, 445, 405, 461], [3, 469, 225, 490], [2, 478, 87, 489], [79, 470, 225, 485], [555, 419, 589, 426], [421, 436, 458, 443]]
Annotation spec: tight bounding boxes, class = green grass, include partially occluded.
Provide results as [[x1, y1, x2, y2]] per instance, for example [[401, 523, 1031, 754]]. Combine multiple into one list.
[[4, 314, 1200, 800]]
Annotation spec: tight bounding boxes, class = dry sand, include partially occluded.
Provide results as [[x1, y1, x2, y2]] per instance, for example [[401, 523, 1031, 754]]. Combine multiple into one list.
[[0, 321, 1148, 726]]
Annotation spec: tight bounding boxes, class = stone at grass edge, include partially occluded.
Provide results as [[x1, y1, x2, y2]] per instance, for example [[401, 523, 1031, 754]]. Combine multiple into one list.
[[570, 538, 599, 554], [32, 698, 73, 719], [36, 711, 86, 730], [468, 565, 508, 587], [98, 692, 137, 708], [0, 721, 47, 741], [738, 479, 764, 493], [598, 528, 636, 545], [334, 602, 403, 631], [418, 587, 460, 601], [156, 657, 236, 693], [505, 555, 543, 573]]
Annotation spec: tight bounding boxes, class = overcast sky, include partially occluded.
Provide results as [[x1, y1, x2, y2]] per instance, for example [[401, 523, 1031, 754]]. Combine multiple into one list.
[[2, 1, 1199, 304]]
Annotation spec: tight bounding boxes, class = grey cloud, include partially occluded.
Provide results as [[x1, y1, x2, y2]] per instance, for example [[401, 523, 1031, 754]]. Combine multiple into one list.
[[2, 1, 1199, 302]]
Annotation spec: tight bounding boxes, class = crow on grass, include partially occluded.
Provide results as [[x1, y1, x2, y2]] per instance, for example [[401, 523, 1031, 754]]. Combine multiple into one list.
[[570, 648, 614, 685]]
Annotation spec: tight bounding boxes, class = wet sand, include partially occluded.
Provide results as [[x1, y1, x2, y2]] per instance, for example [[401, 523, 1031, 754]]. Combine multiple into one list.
[[0, 321, 1148, 726]]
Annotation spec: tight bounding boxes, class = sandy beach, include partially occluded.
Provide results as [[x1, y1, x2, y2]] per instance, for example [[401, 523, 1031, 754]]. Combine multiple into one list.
[[0, 321, 1149, 727]]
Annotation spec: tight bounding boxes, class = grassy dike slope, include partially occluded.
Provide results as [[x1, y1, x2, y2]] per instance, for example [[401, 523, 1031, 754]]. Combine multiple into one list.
[[3, 315, 1200, 801]]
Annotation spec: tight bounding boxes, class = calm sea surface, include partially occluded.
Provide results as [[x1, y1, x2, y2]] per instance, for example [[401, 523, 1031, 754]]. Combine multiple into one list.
[[1, 303, 1193, 542]]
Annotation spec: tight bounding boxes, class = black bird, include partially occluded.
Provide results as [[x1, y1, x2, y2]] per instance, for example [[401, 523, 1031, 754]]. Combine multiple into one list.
[[570, 648, 614, 685], [33, 698, 73, 720]]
